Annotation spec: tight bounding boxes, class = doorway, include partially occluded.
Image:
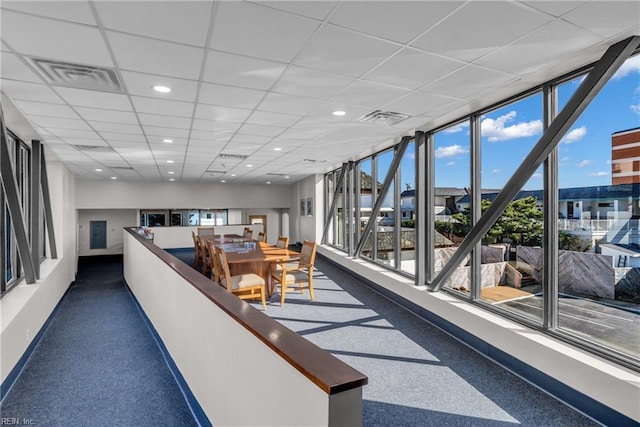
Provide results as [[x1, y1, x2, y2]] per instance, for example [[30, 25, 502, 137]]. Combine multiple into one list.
[[249, 215, 267, 239], [90, 220, 107, 249]]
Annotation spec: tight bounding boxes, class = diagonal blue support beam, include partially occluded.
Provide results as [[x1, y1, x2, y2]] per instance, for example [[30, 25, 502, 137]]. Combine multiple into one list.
[[355, 136, 412, 257], [428, 35, 640, 292], [40, 147, 57, 259], [0, 105, 36, 284], [31, 140, 41, 279], [321, 164, 348, 245]]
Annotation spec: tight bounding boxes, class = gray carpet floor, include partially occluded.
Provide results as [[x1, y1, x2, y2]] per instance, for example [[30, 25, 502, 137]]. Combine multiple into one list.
[[168, 248, 600, 426], [0, 256, 198, 427]]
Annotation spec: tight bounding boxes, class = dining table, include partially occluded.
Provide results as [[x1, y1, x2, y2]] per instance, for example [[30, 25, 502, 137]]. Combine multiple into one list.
[[203, 237, 301, 296]]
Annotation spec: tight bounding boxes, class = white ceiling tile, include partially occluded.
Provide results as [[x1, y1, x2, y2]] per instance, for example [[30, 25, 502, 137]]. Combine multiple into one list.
[[195, 104, 252, 122], [130, 96, 194, 117], [562, 1, 640, 38], [202, 50, 287, 90], [271, 66, 354, 100], [1, 80, 64, 103], [88, 121, 142, 134], [13, 100, 80, 119], [474, 20, 602, 76], [246, 110, 301, 128], [95, 1, 212, 46], [420, 65, 517, 100], [44, 128, 101, 139], [210, 2, 320, 63], [199, 82, 266, 109], [192, 118, 242, 133], [61, 138, 106, 146], [522, 1, 588, 17], [189, 130, 231, 142], [54, 87, 132, 110], [412, 1, 552, 63], [1, 10, 112, 67], [1, 52, 44, 83], [74, 107, 139, 124], [143, 126, 189, 139], [383, 92, 460, 116], [97, 132, 146, 142], [2, 1, 96, 25], [331, 80, 410, 109], [330, 1, 463, 44], [294, 24, 400, 77], [257, 1, 337, 20], [231, 134, 272, 145], [365, 47, 465, 90], [258, 92, 323, 115], [107, 31, 204, 79], [237, 123, 285, 137], [137, 113, 192, 129], [119, 71, 198, 103], [29, 116, 90, 130]]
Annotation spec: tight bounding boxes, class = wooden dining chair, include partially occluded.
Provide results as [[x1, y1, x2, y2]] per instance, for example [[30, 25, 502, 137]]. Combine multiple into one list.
[[206, 240, 222, 286], [198, 227, 215, 237], [276, 236, 289, 248], [198, 236, 211, 275], [270, 240, 317, 306], [243, 227, 253, 240], [192, 231, 201, 270], [215, 246, 266, 310], [257, 231, 266, 242]]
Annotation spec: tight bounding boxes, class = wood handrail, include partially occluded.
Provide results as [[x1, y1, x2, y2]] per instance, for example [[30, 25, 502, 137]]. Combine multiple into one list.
[[125, 227, 368, 394]]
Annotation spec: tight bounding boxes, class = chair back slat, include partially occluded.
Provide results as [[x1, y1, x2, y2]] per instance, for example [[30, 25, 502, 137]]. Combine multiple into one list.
[[276, 236, 289, 249]]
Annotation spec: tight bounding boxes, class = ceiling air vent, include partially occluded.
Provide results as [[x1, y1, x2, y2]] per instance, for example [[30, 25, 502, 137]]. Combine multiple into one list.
[[26, 56, 124, 93], [206, 170, 227, 175], [109, 166, 134, 171], [73, 144, 115, 153], [218, 153, 248, 160], [359, 109, 411, 126]]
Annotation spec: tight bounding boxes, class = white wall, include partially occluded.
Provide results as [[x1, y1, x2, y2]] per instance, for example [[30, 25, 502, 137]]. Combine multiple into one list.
[[77, 209, 138, 256], [290, 175, 322, 244], [1, 153, 77, 386]]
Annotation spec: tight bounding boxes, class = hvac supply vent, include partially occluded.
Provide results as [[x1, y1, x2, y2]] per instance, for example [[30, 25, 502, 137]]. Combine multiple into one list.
[[109, 166, 134, 171], [206, 170, 227, 175], [266, 173, 286, 176], [359, 110, 410, 126], [73, 144, 115, 153], [218, 153, 248, 160], [26, 56, 124, 93]]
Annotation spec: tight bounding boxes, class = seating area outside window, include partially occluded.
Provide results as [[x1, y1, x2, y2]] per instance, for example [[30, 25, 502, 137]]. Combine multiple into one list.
[[323, 54, 640, 370], [140, 209, 228, 227]]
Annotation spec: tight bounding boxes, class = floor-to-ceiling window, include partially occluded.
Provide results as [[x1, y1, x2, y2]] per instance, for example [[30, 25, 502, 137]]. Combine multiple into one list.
[[323, 48, 640, 369]]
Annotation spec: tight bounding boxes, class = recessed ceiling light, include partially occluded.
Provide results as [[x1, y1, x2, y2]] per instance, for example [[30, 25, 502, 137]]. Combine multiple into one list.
[[246, 164, 253, 168], [231, 174, 236, 177], [169, 178, 175, 182], [95, 168, 102, 172], [162, 138, 173, 143], [266, 181, 271, 184], [168, 171, 175, 175], [111, 176, 117, 180], [333, 110, 346, 116], [273, 147, 282, 151], [220, 179, 226, 183], [153, 85, 171, 93], [166, 160, 174, 163], [285, 175, 290, 179]]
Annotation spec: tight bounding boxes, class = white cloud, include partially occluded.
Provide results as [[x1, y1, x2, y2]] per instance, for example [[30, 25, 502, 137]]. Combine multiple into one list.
[[532, 173, 543, 179], [562, 126, 587, 144], [589, 171, 609, 177], [446, 161, 455, 166], [443, 122, 470, 134], [492, 169, 501, 174], [631, 104, 640, 115], [575, 160, 592, 168], [481, 111, 542, 142], [435, 144, 468, 158], [613, 55, 640, 79]]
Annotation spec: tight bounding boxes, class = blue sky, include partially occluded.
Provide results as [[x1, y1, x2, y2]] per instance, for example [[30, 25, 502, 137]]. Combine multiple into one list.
[[428, 54, 640, 190]]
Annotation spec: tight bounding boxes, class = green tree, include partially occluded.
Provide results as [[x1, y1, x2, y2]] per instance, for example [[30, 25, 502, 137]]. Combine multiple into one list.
[[449, 196, 543, 245]]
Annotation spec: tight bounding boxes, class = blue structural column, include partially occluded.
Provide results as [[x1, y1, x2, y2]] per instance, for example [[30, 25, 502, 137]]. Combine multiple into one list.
[[0, 106, 36, 284], [30, 140, 41, 279], [321, 164, 347, 245], [40, 147, 58, 259]]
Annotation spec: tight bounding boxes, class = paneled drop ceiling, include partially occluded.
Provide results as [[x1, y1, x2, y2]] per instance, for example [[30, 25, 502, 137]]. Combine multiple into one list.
[[1, 1, 638, 184]]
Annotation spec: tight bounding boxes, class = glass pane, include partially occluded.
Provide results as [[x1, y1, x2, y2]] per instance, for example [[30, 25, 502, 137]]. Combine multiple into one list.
[[399, 141, 415, 274], [376, 150, 394, 266], [434, 121, 471, 292], [359, 159, 374, 259], [557, 56, 640, 360], [479, 92, 544, 324]]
